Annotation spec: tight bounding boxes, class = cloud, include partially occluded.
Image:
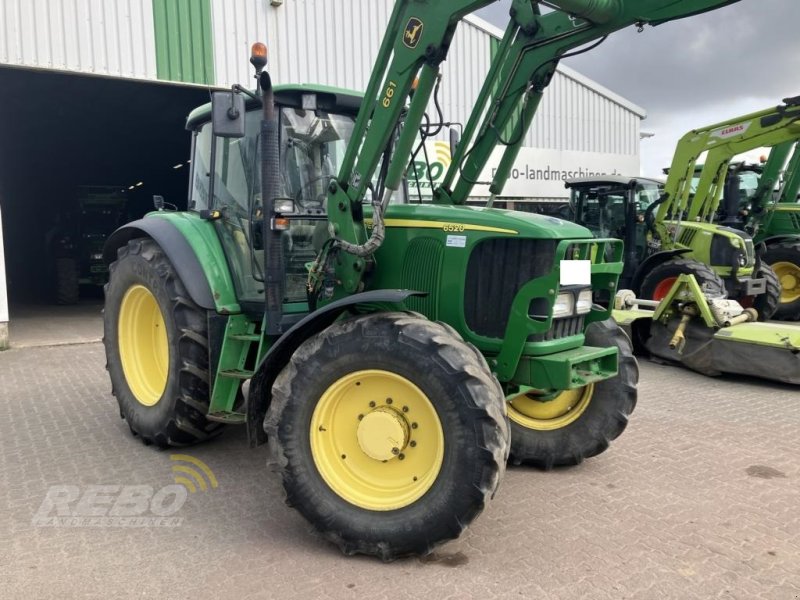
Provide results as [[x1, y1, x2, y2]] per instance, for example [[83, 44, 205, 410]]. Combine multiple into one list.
[[474, 0, 800, 175]]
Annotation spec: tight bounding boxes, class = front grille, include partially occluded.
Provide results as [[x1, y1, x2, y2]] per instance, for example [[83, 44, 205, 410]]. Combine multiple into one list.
[[678, 228, 697, 247], [528, 315, 585, 342], [464, 238, 556, 338], [400, 237, 443, 319]]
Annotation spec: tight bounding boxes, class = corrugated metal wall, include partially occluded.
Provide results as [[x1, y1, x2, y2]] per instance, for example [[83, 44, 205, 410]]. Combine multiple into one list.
[[0, 0, 642, 160], [152, 0, 214, 84], [210, 0, 269, 88], [533, 68, 641, 155], [0, 0, 157, 79], [231, 0, 642, 158]]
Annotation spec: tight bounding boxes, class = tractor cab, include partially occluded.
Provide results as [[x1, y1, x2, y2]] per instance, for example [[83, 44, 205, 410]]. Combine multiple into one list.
[[566, 175, 662, 287], [185, 86, 399, 315]]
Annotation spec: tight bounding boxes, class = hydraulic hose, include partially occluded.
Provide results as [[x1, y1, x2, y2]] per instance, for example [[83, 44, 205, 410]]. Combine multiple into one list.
[[335, 190, 391, 258]]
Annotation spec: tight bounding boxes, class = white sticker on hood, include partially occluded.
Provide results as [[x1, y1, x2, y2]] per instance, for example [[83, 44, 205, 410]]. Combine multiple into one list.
[[446, 235, 467, 248]]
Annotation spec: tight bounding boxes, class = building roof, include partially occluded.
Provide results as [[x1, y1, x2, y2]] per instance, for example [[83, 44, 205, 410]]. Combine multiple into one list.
[[463, 14, 648, 119]]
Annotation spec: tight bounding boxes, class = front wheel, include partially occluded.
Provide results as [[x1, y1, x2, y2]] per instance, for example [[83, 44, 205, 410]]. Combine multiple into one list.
[[266, 312, 509, 560], [639, 258, 725, 301], [506, 319, 638, 469], [55, 257, 80, 305]]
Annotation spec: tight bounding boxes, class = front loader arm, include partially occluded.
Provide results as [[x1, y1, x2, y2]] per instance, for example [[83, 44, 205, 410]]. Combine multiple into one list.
[[748, 141, 794, 215], [776, 141, 800, 205], [658, 97, 800, 223], [326, 0, 743, 295]]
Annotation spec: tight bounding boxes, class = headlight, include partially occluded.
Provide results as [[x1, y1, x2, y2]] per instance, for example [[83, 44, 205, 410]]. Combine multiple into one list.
[[91, 253, 104, 260], [553, 293, 575, 318], [273, 198, 296, 214], [575, 290, 593, 315], [737, 252, 747, 267]]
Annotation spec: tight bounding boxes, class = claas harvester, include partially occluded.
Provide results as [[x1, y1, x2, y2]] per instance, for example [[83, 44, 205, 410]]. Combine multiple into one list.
[[103, 0, 740, 559]]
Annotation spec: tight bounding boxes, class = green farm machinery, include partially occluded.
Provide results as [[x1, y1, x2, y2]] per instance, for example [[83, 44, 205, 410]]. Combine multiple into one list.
[[565, 99, 800, 322], [713, 138, 800, 319], [613, 275, 800, 385], [103, 0, 741, 559], [46, 186, 127, 304]]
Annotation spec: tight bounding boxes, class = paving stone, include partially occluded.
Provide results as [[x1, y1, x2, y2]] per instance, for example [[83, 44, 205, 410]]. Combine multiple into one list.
[[1, 343, 799, 598]]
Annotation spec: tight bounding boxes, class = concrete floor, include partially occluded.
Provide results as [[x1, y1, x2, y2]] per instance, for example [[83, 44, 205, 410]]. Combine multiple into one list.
[[2, 340, 799, 599], [6, 301, 103, 348]]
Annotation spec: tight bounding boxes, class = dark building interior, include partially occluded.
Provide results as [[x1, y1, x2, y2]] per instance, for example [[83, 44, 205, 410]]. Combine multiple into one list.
[[0, 66, 211, 303]]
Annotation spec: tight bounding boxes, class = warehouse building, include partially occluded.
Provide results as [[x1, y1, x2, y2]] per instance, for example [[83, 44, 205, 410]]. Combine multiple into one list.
[[0, 0, 645, 346]]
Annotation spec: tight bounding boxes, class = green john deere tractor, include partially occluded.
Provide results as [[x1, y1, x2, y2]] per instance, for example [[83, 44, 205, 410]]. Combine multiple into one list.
[[102, 0, 740, 559], [713, 140, 800, 319], [46, 186, 127, 304]]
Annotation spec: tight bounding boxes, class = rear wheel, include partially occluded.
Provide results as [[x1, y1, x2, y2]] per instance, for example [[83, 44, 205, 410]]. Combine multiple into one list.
[[55, 257, 79, 305], [266, 312, 509, 560], [103, 238, 224, 447], [763, 241, 800, 321], [640, 258, 725, 301], [506, 319, 638, 469]]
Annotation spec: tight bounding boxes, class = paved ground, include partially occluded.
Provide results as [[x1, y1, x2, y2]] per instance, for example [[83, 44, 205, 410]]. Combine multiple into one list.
[[7, 301, 103, 348], [1, 341, 799, 600]]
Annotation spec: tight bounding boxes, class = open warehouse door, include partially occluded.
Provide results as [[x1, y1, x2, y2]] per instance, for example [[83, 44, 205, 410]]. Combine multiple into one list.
[[0, 66, 211, 346]]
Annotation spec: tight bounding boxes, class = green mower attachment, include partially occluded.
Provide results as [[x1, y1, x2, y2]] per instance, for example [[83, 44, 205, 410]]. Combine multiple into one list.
[[613, 275, 800, 385]]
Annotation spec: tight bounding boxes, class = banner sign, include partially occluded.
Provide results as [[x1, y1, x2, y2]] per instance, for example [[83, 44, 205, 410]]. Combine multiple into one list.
[[408, 142, 640, 200]]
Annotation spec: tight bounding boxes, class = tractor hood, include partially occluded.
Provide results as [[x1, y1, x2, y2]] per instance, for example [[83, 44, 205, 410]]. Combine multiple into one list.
[[381, 204, 594, 240]]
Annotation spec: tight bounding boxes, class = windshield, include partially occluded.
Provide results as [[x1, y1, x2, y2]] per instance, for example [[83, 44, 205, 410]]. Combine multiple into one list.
[[280, 108, 355, 211], [738, 171, 760, 201], [573, 187, 628, 238], [190, 107, 359, 304]]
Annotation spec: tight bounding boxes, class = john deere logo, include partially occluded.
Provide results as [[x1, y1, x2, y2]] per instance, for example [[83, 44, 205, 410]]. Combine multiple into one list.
[[403, 18, 424, 49]]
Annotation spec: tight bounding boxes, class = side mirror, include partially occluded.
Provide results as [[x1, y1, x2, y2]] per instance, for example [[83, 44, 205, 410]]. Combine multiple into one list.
[[212, 91, 246, 138], [449, 127, 460, 157]]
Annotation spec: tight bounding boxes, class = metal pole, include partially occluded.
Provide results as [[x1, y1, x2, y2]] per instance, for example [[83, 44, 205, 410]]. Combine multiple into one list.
[[0, 203, 9, 350]]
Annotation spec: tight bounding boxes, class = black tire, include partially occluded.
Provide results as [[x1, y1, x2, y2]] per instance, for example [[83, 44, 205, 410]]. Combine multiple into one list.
[[749, 263, 780, 321], [103, 238, 225, 447], [266, 312, 509, 560], [639, 257, 726, 301], [55, 257, 80, 305], [507, 319, 638, 469], [763, 241, 800, 321]]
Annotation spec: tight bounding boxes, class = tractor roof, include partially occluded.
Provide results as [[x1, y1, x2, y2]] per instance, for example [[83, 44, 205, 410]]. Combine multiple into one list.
[[186, 84, 364, 130], [565, 175, 664, 188]]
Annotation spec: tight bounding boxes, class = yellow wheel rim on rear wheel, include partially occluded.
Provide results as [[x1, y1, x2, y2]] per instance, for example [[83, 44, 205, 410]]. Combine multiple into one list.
[[773, 261, 800, 304], [310, 370, 444, 511], [118, 285, 169, 407], [507, 385, 594, 431]]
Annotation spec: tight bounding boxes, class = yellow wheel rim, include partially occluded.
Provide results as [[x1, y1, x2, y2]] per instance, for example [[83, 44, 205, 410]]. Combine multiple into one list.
[[773, 261, 800, 304], [310, 370, 444, 511], [507, 385, 594, 431], [118, 285, 169, 407]]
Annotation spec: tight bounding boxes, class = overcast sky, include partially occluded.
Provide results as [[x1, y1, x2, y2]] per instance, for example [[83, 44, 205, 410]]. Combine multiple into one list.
[[475, 0, 800, 176]]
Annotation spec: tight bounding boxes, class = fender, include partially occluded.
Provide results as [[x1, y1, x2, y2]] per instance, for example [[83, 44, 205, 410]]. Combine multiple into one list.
[[104, 218, 216, 310], [761, 234, 800, 248], [246, 289, 425, 446], [631, 248, 691, 294]]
